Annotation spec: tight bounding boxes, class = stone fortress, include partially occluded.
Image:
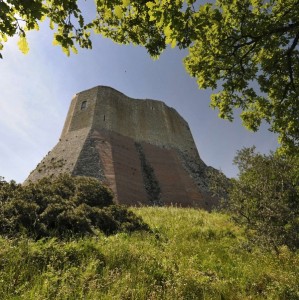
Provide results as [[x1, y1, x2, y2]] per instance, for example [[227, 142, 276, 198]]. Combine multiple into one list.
[[25, 86, 218, 209]]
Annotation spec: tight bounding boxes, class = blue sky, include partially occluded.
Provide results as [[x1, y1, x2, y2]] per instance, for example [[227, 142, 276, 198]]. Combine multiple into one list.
[[0, 16, 278, 183]]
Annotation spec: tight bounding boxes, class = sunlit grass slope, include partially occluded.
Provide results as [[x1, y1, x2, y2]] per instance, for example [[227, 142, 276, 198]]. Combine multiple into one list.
[[0, 207, 298, 299]]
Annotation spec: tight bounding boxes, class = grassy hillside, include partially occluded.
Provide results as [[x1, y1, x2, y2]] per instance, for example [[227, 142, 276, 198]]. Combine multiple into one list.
[[0, 207, 298, 299]]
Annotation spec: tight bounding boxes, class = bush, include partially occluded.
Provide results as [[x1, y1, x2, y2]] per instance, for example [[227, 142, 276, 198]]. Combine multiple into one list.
[[224, 147, 299, 252], [102, 205, 151, 233], [0, 174, 150, 239]]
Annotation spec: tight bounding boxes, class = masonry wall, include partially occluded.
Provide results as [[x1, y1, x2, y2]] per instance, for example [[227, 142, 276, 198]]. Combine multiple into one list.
[[24, 127, 90, 184], [62, 86, 200, 159], [25, 86, 217, 209]]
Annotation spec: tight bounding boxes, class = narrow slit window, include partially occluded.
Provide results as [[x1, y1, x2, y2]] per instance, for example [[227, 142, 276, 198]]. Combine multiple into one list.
[[103, 115, 106, 121], [81, 101, 87, 110]]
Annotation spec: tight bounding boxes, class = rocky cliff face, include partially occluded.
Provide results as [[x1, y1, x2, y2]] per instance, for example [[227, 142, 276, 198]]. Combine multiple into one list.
[[25, 86, 218, 209]]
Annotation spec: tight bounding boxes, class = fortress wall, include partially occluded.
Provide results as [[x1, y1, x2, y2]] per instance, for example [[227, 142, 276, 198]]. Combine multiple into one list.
[[25, 127, 90, 184], [163, 106, 200, 159], [141, 142, 210, 208], [141, 142, 188, 205], [60, 94, 77, 138], [82, 129, 209, 207], [90, 130, 117, 196], [83, 86, 200, 158], [25, 85, 218, 209], [72, 130, 106, 181], [63, 87, 99, 135], [108, 131, 151, 206]]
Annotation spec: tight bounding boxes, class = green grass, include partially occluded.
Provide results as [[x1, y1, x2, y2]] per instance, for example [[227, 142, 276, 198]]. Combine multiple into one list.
[[0, 207, 299, 299]]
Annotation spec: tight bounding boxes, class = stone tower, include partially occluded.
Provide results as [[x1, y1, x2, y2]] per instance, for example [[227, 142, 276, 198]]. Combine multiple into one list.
[[25, 86, 218, 209]]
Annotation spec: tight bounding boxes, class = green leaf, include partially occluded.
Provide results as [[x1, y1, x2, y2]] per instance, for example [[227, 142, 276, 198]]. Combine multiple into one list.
[[104, 9, 112, 19], [71, 46, 78, 54], [79, 15, 84, 27], [164, 25, 172, 38], [34, 23, 39, 31], [146, 2, 155, 9], [49, 20, 54, 30], [149, 12, 156, 21], [53, 34, 61, 46], [122, 0, 130, 6], [17, 36, 29, 54], [62, 46, 70, 56], [114, 6, 123, 19]]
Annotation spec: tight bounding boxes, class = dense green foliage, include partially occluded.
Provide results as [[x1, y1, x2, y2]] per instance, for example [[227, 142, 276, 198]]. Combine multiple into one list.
[[0, 0, 91, 57], [93, 0, 299, 153], [1, 0, 299, 151], [0, 207, 298, 299], [0, 174, 150, 238], [224, 147, 299, 252]]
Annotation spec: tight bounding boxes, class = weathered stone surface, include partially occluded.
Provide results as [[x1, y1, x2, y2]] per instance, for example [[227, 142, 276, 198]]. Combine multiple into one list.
[[25, 86, 218, 209]]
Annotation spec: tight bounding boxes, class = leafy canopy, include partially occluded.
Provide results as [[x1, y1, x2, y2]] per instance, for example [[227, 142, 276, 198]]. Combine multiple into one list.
[[0, 0, 92, 56], [1, 0, 299, 152]]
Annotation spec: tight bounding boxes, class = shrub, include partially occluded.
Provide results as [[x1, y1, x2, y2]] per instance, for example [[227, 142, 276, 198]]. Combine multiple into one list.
[[0, 174, 150, 239], [73, 176, 113, 207], [103, 205, 151, 233], [224, 147, 299, 252]]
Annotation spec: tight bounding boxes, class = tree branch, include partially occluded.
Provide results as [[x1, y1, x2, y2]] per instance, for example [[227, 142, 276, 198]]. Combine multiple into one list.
[[286, 32, 299, 94]]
